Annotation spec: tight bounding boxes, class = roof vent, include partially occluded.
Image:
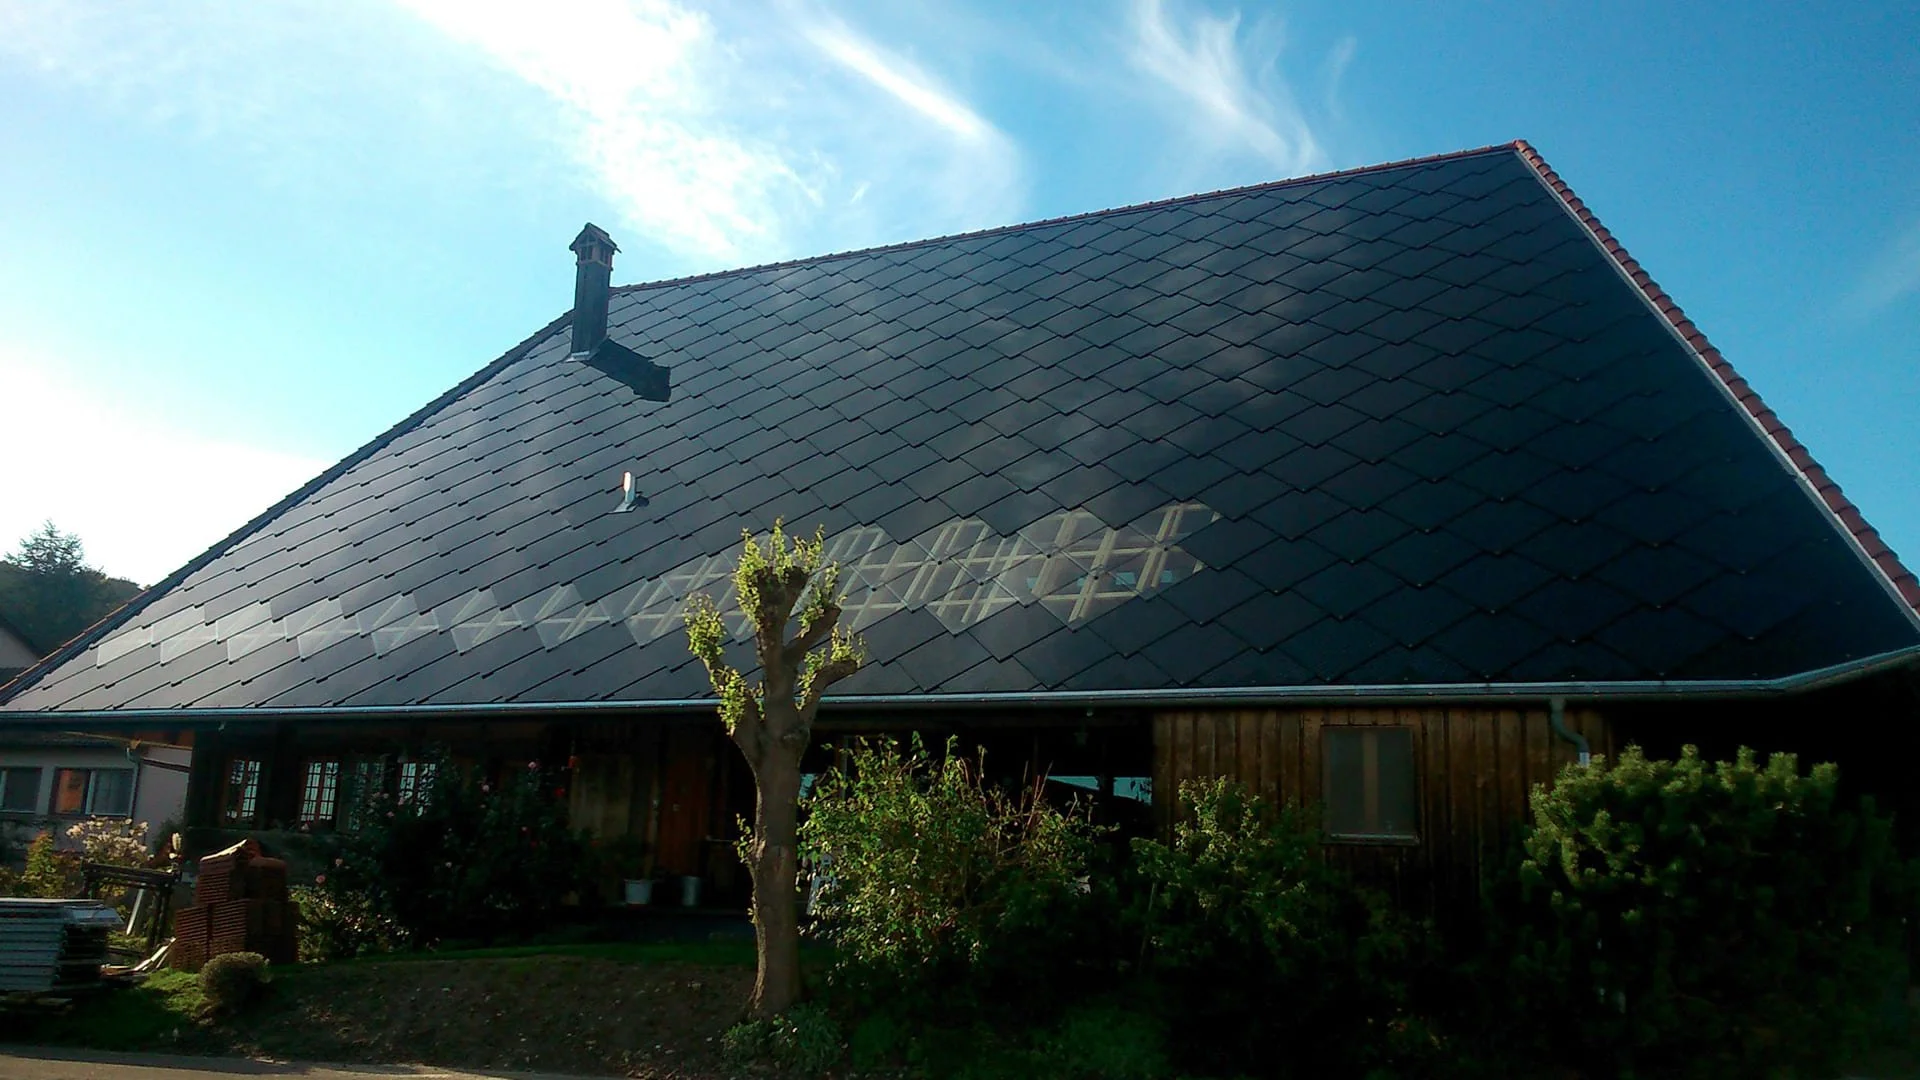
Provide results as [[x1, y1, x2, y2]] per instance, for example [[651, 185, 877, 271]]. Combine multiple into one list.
[[613, 471, 647, 514], [569, 223, 618, 358]]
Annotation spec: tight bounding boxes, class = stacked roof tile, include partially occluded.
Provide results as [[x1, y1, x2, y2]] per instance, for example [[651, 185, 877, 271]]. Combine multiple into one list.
[[5, 142, 1917, 716]]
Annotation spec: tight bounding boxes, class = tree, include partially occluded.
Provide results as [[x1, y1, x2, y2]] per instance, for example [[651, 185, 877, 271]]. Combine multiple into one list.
[[0, 522, 141, 655], [685, 522, 864, 1018]]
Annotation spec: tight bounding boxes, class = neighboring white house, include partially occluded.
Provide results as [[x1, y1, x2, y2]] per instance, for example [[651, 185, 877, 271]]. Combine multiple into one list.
[[0, 732, 192, 853]]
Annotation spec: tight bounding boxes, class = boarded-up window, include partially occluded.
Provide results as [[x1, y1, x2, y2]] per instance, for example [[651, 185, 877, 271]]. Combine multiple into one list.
[[1323, 727, 1418, 841]]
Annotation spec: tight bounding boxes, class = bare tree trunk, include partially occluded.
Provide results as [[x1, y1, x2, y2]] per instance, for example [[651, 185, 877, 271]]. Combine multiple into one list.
[[747, 747, 804, 1018]]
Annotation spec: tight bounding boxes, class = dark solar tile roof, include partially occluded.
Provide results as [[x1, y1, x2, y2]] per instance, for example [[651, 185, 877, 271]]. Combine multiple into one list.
[[6, 141, 1918, 716]]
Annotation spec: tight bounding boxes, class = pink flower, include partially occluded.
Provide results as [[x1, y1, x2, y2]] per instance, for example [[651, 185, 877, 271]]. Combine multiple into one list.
[[315, 873, 327, 886], [527, 761, 540, 771]]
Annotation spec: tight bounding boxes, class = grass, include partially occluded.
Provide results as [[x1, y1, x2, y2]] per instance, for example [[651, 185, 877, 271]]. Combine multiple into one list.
[[4, 969, 209, 1051]]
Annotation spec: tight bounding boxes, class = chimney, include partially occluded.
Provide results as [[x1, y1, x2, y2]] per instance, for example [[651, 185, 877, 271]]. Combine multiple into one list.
[[569, 223, 618, 357]]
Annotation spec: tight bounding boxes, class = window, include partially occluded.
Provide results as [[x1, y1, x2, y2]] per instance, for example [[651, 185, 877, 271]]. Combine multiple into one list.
[[224, 758, 263, 825], [1323, 727, 1418, 841], [299, 760, 341, 825], [397, 760, 437, 806], [0, 767, 42, 814], [346, 758, 388, 832], [51, 768, 134, 817]]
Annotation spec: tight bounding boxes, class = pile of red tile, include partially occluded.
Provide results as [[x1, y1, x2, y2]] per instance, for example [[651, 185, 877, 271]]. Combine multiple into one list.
[[169, 839, 296, 969]]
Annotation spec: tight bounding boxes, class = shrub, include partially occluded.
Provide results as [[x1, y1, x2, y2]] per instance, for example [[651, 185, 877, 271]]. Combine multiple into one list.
[[800, 736, 1109, 1015], [20, 831, 83, 898], [1030, 1003, 1169, 1080], [198, 951, 271, 1015], [291, 883, 403, 961], [321, 751, 593, 945], [1510, 745, 1915, 1079], [1129, 778, 1433, 1078], [722, 1003, 843, 1074]]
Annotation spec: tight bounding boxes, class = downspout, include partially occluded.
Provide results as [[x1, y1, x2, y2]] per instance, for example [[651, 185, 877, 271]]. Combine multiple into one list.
[[1547, 696, 1590, 766], [125, 739, 144, 824]]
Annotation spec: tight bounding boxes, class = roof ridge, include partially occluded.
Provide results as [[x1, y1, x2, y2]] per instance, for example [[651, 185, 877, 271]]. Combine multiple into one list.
[[609, 142, 1523, 298], [0, 310, 575, 705], [1513, 139, 1920, 617]]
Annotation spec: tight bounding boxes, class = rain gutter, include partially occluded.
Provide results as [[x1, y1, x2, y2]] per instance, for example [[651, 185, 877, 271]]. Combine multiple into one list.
[[2, 644, 1916, 730]]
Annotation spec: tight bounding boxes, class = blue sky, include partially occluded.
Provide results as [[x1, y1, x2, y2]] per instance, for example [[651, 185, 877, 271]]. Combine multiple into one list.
[[0, 1, 1914, 585]]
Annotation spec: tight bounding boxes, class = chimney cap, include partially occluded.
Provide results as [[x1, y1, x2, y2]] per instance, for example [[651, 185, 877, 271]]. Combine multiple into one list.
[[571, 223, 619, 261]]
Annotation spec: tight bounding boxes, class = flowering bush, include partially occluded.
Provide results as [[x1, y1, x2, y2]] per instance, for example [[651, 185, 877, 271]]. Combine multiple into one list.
[[318, 751, 593, 945], [66, 818, 150, 867]]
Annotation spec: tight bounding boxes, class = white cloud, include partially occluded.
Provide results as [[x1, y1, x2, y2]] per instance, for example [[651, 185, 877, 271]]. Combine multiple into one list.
[[1845, 216, 1920, 317], [1124, 0, 1328, 175], [803, 19, 998, 146], [0, 0, 1023, 270], [381, 0, 1024, 264], [0, 347, 330, 586], [391, 0, 816, 261]]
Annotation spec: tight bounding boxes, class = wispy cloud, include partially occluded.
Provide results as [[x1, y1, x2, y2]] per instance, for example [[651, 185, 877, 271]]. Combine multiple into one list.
[[392, 0, 815, 262], [0, 0, 1023, 270], [1124, 0, 1328, 176], [385, 0, 1024, 264], [0, 345, 330, 585], [1844, 216, 1920, 317]]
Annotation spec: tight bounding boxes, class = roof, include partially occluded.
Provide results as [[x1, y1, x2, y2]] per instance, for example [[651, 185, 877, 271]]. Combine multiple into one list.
[[5, 141, 1917, 719]]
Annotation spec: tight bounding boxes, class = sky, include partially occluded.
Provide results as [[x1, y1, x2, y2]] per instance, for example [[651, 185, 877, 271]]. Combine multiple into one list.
[[0, 0, 1915, 586]]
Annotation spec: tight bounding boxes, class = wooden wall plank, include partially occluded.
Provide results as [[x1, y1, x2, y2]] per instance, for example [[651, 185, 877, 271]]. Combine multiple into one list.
[[1496, 707, 1524, 852], [1301, 708, 1323, 808], [1238, 709, 1262, 795], [1259, 710, 1281, 806]]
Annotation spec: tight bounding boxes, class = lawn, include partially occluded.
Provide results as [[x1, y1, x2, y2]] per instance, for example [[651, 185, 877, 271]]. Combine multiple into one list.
[[0, 940, 790, 1079]]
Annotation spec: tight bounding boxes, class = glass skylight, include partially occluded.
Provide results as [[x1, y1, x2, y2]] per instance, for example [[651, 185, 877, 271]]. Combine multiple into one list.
[[92, 503, 1216, 667]]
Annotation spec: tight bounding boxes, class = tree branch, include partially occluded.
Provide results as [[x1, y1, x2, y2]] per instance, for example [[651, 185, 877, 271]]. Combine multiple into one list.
[[780, 604, 842, 669], [798, 657, 862, 724]]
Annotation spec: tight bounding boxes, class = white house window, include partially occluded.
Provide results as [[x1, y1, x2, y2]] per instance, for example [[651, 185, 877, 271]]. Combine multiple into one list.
[[51, 767, 134, 817], [0, 767, 42, 814], [1323, 727, 1418, 841], [299, 760, 342, 825]]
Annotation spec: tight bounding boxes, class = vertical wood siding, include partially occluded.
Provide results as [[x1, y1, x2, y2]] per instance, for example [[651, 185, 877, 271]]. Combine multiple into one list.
[[1153, 706, 1613, 909]]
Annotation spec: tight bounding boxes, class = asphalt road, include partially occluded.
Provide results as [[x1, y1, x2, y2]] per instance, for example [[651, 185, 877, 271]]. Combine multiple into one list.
[[0, 1048, 608, 1080]]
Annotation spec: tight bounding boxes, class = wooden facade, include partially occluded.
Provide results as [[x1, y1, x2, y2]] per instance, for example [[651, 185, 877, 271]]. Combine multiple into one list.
[[1152, 705, 1614, 908]]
